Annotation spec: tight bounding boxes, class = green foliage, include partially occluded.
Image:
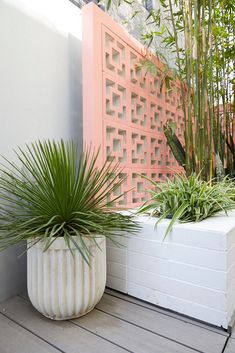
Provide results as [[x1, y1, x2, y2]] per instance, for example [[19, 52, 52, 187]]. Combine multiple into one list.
[[135, 59, 159, 76], [163, 122, 186, 169], [225, 133, 235, 177], [0, 140, 139, 263], [139, 174, 235, 238]]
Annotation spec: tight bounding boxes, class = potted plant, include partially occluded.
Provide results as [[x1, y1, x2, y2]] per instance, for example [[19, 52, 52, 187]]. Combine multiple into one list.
[[0, 140, 139, 320], [106, 174, 235, 329], [139, 173, 235, 237]]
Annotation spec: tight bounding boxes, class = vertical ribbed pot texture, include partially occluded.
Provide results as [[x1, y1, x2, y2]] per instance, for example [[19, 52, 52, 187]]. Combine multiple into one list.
[[27, 236, 106, 320]]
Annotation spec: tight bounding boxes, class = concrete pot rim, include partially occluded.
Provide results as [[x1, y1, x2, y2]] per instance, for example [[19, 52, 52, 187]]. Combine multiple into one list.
[[27, 235, 105, 250]]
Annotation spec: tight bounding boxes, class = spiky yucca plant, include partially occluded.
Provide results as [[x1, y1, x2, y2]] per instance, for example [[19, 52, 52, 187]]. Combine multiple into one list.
[[0, 140, 139, 263], [139, 174, 235, 238]]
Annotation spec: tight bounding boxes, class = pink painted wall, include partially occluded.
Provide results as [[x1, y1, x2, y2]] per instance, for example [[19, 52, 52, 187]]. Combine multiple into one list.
[[82, 3, 184, 208]]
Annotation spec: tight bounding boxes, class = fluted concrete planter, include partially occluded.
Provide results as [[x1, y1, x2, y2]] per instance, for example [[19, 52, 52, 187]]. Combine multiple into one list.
[[27, 236, 106, 320]]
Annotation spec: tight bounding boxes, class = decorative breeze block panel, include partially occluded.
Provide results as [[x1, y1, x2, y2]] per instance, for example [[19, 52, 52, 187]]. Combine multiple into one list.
[[83, 4, 184, 208]]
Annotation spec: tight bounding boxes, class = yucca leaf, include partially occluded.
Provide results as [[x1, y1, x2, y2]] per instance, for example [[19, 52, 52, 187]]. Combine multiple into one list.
[[0, 140, 140, 262]]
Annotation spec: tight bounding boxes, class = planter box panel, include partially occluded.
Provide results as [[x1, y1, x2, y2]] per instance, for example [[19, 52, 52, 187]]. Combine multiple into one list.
[[228, 243, 235, 268], [168, 243, 227, 271], [167, 228, 227, 251], [172, 213, 235, 234], [106, 240, 128, 293], [106, 245, 127, 265], [128, 234, 227, 270], [228, 263, 235, 293], [167, 295, 227, 328], [107, 275, 127, 292], [227, 242, 235, 325], [167, 278, 227, 311], [128, 282, 169, 308], [227, 264, 235, 321], [127, 266, 226, 311], [128, 267, 169, 294], [128, 238, 169, 259], [106, 214, 235, 328], [227, 229, 235, 249], [168, 261, 227, 291], [139, 215, 228, 250], [128, 252, 168, 276], [107, 261, 126, 280], [128, 249, 227, 291], [127, 282, 228, 328]]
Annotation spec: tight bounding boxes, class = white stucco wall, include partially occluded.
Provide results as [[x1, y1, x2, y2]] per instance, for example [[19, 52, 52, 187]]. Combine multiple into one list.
[[0, 0, 82, 301]]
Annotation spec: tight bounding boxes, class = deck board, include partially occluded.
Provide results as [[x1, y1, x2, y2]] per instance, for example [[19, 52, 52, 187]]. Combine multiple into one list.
[[0, 296, 127, 353], [97, 293, 226, 353], [73, 309, 199, 353], [0, 289, 232, 353], [0, 313, 60, 353], [105, 288, 228, 336], [224, 338, 235, 353]]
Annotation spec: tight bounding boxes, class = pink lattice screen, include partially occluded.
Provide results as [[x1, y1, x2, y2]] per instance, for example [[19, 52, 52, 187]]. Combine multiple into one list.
[[82, 3, 184, 208]]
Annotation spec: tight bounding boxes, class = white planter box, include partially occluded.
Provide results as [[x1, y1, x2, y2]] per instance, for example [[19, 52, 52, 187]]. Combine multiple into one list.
[[107, 213, 235, 330]]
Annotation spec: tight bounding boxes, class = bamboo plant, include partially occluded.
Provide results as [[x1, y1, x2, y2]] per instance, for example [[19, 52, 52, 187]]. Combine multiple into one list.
[[144, 0, 216, 180], [104, 0, 235, 180]]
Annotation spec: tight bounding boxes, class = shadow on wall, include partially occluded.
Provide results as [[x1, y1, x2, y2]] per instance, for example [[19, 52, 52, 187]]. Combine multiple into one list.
[[0, 245, 27, 302], [0, 0, 83, 301], [68, 34, 83, 151], [0, 0, 83, 159]]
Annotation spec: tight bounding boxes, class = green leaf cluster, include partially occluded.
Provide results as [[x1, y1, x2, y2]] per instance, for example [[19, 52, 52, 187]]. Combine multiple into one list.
[[139, 174, 235, 238], [0, 140, 139, 263]]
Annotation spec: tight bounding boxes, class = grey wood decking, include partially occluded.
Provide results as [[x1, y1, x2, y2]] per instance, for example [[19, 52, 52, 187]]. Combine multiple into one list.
[[0, 289, 233, 353]]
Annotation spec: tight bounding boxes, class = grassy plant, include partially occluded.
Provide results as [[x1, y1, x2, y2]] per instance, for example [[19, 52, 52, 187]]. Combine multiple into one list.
[[0, 140, 139, 263], [139, 173, 235, 238]]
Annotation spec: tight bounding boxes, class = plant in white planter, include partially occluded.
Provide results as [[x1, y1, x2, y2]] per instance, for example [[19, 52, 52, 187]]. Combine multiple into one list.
[[0, 140, 138, 320], [140, 173, 235, 237], [107, 174, 235, 328]]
